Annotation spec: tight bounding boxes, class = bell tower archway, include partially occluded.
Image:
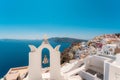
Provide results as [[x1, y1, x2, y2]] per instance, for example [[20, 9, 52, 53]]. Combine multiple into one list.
[[28, 35, 62, 80]]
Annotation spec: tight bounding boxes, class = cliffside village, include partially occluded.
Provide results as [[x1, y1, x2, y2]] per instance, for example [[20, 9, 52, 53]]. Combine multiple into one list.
[[61, 34, 120, 63]]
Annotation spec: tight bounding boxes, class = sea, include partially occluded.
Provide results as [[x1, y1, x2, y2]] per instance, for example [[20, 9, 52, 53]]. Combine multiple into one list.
[[0, 39, 71, 78]]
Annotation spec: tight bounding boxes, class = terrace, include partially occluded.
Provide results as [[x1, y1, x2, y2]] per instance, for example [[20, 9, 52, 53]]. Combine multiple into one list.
[[4, 66, 28, 80]]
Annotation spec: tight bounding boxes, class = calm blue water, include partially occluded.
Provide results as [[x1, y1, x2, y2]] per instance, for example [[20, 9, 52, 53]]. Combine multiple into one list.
[[0, 39, 70, 78]]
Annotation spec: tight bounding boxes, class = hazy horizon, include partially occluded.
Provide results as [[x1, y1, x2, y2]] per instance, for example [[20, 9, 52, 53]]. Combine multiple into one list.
[[0, 36, 90, 40]]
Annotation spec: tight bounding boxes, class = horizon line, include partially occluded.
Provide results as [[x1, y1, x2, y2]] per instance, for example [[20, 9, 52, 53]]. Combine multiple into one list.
[[0, 37, 90, 40]]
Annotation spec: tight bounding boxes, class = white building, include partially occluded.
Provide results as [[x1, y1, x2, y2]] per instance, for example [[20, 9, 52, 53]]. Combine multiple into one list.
[[98, 42, 120, 56], [104, 54, 120, 80], [100, 44, 117, 55], [61, 53, 120, 80], [75, 49, 81, 59]]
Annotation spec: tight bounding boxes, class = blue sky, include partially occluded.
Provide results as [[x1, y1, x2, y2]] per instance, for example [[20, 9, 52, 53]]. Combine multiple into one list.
[[0, 0, 120, 39]]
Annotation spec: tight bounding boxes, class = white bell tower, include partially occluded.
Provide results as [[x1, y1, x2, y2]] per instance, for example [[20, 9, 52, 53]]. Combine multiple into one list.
[[28, 35, 62, 80]]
